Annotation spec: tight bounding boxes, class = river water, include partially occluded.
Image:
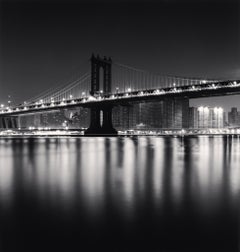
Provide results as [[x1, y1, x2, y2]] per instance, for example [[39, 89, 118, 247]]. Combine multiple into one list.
[[0, 136, 239, 252]]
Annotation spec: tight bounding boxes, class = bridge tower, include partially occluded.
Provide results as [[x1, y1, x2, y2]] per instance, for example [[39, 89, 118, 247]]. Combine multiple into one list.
[[85, 54, 117, 135]]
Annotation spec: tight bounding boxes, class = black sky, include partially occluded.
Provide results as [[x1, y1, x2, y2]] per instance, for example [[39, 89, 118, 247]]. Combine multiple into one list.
[[0, 0, 239, 110]]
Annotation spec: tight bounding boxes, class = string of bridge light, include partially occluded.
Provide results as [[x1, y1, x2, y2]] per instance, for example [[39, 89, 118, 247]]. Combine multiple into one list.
[[1, 80, 239, 115]]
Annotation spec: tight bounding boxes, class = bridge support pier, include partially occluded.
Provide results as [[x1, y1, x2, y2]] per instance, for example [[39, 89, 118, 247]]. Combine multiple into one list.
[[85, 106, 117, 135]]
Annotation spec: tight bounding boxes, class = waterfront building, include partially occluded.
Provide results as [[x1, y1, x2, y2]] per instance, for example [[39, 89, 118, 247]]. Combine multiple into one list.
[[113, 105, 138, 130], [18, 108, 90, 129], [228, 107, 240, 127], [113, 97, 189, 130], [189, 106, 224, 129], [189, 107, 199, 128]]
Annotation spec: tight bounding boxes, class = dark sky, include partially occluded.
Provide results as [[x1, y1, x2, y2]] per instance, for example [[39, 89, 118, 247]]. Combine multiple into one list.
[[0, 0, 239, 111]]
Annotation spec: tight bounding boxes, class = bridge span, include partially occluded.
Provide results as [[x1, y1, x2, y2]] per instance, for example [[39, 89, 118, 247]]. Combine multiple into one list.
[[1, 54, 240, 134]]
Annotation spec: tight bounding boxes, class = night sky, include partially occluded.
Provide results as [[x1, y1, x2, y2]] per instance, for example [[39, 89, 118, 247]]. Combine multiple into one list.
[[0, 0, 239, 111]]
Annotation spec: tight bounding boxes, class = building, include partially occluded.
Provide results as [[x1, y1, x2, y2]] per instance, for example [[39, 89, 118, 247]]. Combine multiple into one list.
[[18, 108, 90, 129], [112, 97, 189, 130], [189, 106, 224, 129], [228, 107, 240, 127], [189, 107, 198, 128]]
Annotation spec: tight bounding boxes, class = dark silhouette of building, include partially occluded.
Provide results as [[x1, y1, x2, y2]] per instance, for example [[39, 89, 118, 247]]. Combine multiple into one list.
[[189, 107, 199, 128], [228, 107, 240, 127], [113, 97, 189, 130]]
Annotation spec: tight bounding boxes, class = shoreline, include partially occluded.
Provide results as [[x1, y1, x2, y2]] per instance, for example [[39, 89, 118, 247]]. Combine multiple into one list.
[[0, 132, 240, 138]]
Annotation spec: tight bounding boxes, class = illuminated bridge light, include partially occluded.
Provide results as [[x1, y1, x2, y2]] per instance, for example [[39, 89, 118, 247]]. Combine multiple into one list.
[[87, 96, 96, 102], [231, 81, 240, 87]]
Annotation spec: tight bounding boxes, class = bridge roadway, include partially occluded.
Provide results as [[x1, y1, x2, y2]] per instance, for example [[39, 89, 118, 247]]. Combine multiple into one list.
[[1, 79, 240, 117]]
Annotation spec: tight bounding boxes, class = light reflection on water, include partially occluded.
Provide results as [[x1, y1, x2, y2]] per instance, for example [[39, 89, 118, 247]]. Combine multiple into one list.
[[0, 136, 239, 251]]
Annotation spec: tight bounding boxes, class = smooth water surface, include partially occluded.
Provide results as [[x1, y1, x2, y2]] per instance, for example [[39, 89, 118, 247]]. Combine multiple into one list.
[[0, 136, 239, 252]]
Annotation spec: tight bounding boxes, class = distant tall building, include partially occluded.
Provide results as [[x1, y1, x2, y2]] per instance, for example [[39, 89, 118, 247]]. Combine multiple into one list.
[[112, 97, 189, 130], [189, 107, 198, 128], [228, 107, 240, 127], [163, 97, 189, 129], [189, 106, 224, 129], [113, 105, 138, 130]]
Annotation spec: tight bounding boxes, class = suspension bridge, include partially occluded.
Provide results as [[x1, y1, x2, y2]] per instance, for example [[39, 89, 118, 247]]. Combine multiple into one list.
[[1, 54, 240, 134]]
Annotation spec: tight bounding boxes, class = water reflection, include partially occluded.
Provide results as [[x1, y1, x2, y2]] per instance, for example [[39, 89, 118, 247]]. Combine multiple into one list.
[[0, 136, 239, 212], [0, 136, 239, 251]]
